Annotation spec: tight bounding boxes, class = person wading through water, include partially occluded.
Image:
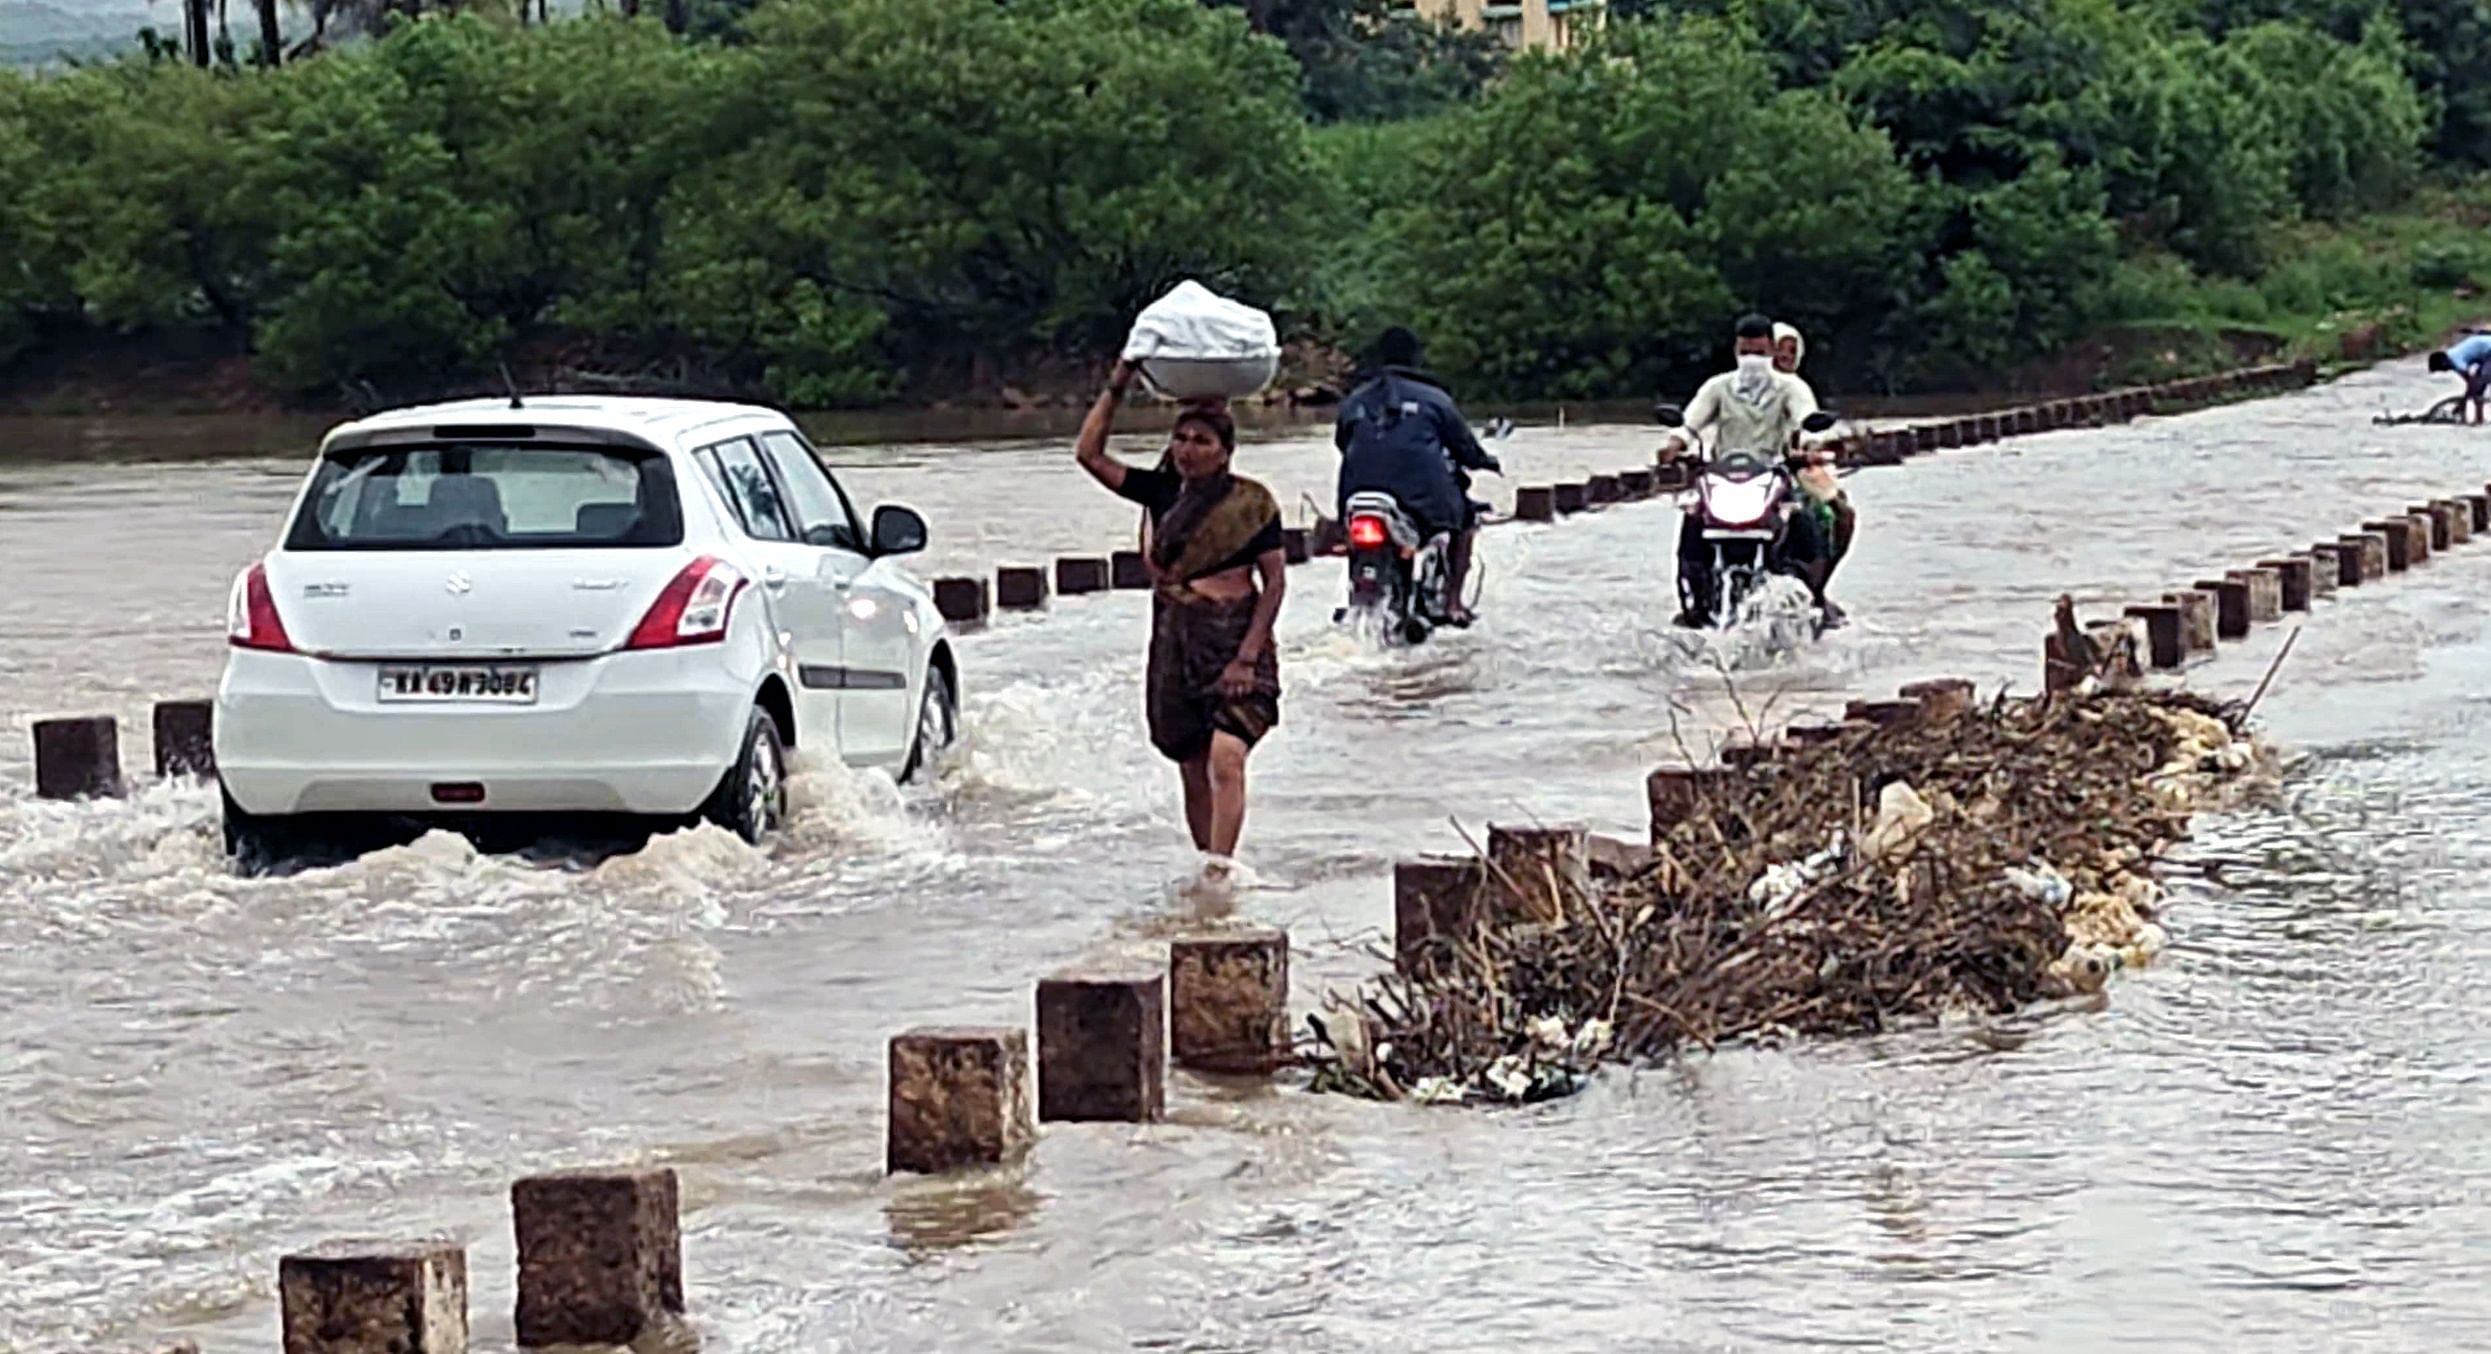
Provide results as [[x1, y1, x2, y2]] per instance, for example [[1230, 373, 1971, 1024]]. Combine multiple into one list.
[[1076, 359, 1286, 864]]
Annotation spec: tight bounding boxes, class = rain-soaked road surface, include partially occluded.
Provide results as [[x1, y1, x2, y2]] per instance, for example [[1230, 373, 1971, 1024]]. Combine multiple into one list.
[[7, 366, 2491, 1351]]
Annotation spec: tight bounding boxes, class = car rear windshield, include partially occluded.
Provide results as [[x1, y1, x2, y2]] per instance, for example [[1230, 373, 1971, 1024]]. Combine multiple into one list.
[[286, 444, 684, 551]]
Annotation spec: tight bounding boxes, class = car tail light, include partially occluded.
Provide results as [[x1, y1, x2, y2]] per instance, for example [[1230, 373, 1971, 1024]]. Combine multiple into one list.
[[227, 563, 297, 653], [1347, 515, 1390, 550], [626, 556, 746, 650]]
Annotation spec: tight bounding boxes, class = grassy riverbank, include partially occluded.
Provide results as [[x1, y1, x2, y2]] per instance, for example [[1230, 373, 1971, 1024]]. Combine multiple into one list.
[[2073, 180, 2491, 389]]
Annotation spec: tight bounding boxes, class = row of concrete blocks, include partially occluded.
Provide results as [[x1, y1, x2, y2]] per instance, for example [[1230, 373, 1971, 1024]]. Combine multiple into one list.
[[26, 699, 214, 801], [1511, 465, 1677, 523], [927, 462, 1682, 623], [261, 930, 1295, 1352], [927, 458, 1693, 622], [1848, 362, 2319, 466], [930, 528, 1319, 623], [887, 928, 1292, 1170], [205, 686, 1960, 1353], [271, 1166, 687, 1353], [1381, 681, 1982, 970], [1498, 362, 2322, 525], [920, 361, 2321, 625], [2057, 489, 2491, 683]]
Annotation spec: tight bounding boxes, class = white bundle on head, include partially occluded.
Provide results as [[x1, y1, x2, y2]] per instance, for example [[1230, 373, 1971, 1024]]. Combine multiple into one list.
[[1122, 280, 1280, 400]]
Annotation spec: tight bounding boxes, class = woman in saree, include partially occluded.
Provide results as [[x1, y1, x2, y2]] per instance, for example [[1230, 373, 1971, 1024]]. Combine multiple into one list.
[[1075, 359, 1286, 861]]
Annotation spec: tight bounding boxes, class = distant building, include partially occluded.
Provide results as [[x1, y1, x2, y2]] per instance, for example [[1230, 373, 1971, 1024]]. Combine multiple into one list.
[[1408, 0, 1603, 52]]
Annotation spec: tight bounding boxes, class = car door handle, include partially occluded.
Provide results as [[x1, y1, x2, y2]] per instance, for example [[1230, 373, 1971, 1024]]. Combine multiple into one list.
[[762, 565, 789, 590]]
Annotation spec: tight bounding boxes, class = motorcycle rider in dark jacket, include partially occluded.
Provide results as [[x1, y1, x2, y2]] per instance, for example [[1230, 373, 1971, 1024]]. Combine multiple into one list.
[[1334, 326, 1500, 624]]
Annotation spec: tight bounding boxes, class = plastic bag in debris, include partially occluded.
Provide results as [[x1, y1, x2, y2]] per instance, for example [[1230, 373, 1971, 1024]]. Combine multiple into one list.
[[1121, 280, 1280, 399], [1863, 781, 1935, 868], [1526, 1015, 1616, 1057], [2003, 862, 2074, 908], [1746, 829, 1849, 914], [2045, 940, 2118, 995]]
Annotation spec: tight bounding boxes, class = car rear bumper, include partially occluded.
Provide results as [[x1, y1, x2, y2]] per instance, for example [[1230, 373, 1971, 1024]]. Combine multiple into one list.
[[215, 647, 758, 816]]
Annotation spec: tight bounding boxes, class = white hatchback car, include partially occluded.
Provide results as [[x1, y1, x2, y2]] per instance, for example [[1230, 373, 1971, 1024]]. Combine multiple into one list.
[[214, 396, 957, 871]]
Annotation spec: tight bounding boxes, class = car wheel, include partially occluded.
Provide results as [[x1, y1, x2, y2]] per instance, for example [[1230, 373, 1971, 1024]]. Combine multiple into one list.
[[901, 663, 959, 784], [221, 785, 301, 877], [701, 706, 787, 846]]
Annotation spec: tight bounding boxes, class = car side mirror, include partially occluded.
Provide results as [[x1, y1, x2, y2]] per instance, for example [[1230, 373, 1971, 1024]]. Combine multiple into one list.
[[1654, 403, 1686, 428], [871, 504, 927, 556], [1801, 411, 1838, 434]]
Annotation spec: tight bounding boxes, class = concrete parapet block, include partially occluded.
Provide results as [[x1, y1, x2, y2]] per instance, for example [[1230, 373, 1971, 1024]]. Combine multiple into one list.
[[1169, 930, 1290, 1075], [887, 1027, 1034, 1175], [281, 1241, 468, 1354]]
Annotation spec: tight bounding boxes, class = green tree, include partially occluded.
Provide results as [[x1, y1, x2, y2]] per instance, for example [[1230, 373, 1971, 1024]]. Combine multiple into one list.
[[2179, 0, 2491, 171], [2396, 0, 2491, 169], [0, 74, 62, 363], [1696, 88, 1925, 380], [1372, 21, 1923, 399], [352, 18, 729, 342], [653, 0, 1326, 403], [15, 63, 273, 335], [2092, 28, 2292, 274], [2221, 18, 2425, 217], [1919, 153, 2120, 369], [1206, 0, 1502, 122], [1305, 114, 1447, 346], [246, 60, 503, 389]]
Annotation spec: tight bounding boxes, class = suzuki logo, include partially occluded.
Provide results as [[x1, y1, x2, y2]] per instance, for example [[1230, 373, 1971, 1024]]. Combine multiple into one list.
[[445, 572, 472, 596]]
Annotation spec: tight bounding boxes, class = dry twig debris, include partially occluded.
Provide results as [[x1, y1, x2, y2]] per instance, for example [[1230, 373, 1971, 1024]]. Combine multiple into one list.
[[1308, 689, 2260, 1104]]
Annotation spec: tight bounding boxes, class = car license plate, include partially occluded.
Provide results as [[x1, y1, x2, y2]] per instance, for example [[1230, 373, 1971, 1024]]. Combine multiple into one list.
[[376, 664, 540, 704]]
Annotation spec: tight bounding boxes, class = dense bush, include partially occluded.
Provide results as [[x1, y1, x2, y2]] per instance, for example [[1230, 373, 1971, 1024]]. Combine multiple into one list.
[[650, 0, 1325, 404]]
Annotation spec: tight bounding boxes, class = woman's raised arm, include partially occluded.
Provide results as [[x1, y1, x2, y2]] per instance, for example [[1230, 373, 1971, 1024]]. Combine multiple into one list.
[[1076, 359, 1142, 492]]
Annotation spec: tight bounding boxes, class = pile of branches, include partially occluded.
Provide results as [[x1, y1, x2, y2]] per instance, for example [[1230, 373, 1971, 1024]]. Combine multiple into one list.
[[1309, 688, 2253, 1104]]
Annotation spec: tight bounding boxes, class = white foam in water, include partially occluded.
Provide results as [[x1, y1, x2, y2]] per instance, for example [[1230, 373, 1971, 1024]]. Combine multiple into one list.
[[594, 821, 769, 899], [781, 748, 953, 861], [1159, 852, 1264, 906], [0, 777, 222, 882], [1279, 607, 1510, 707], [942, 671, 1162, 816], [348, 826, 490, 876], [630, 932, 732, 1013]]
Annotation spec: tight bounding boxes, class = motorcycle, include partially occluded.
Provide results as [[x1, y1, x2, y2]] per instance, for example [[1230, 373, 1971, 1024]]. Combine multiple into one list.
[[2374, 393, 2471, 426], [1331, 419, 1513, 645], [1656, 403, 1841, 628], [1338, 490, 1455, 645]]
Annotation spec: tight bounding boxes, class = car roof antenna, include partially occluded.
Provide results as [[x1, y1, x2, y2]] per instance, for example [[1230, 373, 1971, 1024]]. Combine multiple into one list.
[[499, 361, 524, 410]]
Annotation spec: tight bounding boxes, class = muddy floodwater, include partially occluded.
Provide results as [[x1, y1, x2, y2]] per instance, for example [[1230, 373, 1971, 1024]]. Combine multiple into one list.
[[8, 367, 2491, 1351]]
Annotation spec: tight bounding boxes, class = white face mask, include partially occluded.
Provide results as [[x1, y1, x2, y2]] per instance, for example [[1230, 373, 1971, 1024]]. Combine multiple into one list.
[[1732, 351, 1777, 402]]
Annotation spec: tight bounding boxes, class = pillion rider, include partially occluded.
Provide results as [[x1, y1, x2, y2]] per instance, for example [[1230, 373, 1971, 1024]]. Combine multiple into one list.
[[1660, 313, 1842, 627]]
